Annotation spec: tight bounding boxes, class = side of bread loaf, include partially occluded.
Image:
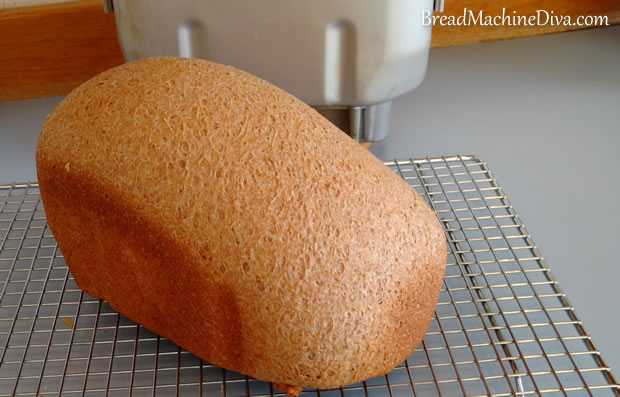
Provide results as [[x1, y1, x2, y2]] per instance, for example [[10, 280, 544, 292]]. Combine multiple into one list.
[[36, 57, 446, 391]]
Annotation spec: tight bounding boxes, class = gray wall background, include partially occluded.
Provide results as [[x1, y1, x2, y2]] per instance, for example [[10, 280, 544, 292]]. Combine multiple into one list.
[[1, 26, 619, 375]]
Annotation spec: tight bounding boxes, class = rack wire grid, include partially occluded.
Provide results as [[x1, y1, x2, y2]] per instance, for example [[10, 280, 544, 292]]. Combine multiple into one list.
[[0, 155, 617, 397]]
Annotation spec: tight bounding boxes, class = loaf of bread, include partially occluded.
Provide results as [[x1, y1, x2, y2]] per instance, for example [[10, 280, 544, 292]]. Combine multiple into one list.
[[36, 57, 446, 394]]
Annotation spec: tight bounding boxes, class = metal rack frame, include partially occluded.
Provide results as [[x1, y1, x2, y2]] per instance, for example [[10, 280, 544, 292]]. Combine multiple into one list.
[[0, 155, 617, 396]]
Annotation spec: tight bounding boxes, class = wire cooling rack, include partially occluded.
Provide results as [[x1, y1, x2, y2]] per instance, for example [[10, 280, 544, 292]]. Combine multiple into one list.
[[0, 155, 617, 397]]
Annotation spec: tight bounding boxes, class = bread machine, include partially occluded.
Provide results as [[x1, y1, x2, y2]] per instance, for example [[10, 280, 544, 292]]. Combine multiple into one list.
[[102, 0, 445, 142]]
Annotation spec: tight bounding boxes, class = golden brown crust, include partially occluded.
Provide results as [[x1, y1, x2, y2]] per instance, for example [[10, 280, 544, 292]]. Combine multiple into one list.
[[36, 57, 447, 390], [274, 383, 303, 397]]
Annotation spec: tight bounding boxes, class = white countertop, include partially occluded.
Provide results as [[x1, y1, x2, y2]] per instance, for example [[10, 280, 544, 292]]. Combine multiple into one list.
[[1, 25, 618, 376]]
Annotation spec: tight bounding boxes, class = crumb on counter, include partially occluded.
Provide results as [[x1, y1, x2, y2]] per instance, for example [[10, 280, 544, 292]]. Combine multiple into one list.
[[62, 317, 74, 328]]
